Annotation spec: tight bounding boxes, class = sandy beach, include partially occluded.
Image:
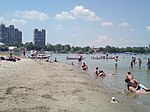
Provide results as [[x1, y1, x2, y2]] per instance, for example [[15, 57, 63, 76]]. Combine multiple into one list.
[[0, 58, 136, 112]]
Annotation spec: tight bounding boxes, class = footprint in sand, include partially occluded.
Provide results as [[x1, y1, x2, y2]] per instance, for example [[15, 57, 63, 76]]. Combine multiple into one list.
[[5, 86, 33, 95], [5, 87, 16, 95], [42, 94, 58, 101]]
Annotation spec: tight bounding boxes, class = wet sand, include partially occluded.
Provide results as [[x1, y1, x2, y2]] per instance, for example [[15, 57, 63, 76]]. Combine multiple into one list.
[[0, 59, 136, 112]]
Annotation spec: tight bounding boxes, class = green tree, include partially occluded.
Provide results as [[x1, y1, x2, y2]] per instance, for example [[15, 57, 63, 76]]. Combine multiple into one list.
[[25, 42, 34, 50], [64, 44, 71, 53], [54, 44, 62, 53], [105, 45, 112, 53], [83, 46, 90, 53], [125, 47, 132, 52], [46, 44, 55, 51]]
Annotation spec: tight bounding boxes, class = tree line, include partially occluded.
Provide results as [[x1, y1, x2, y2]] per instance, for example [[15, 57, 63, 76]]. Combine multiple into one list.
[[0, 42, 150, 54]]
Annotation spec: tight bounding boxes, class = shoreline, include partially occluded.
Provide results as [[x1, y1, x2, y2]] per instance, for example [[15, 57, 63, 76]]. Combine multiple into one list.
[[0, 58, 138, 112]]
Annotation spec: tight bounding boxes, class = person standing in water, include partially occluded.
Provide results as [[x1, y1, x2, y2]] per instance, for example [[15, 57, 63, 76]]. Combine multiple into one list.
[[114, 56, 118, 69], [147, 58, 150, 69], [138, 58, 142, 67], [77, 55, 82, 68]]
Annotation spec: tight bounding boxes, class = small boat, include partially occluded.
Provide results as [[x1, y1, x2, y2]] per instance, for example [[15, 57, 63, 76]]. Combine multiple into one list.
[[36, 53, 49, 59], [29, 49, 49, 59], [102, 57, 114, 59], [29, 50, 37, 59], [91, 56, 114, 59], [91, 57, 101, 59], [66, 56, 84, 60]]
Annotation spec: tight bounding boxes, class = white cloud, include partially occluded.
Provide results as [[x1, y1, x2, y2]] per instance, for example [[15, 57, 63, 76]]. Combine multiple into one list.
[[71, 6, 100, 21], [14, 10, 49, 21], [8, 19, 26, 26], [0, 16, 26, 26], [55, 12, 74, 20], [55, 6, 100, 21], [146, 26, 150, 31], [56, 25, 63, 30], [101, 21, 113, 27], [92, 35, 144, 47], [0, 16, 5, 21], [119, 22, 130, 27]]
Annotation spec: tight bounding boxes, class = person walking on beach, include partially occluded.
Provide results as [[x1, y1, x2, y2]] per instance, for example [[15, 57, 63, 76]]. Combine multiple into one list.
[[22, 49, 26, 58], [9, 50, 12, 57]]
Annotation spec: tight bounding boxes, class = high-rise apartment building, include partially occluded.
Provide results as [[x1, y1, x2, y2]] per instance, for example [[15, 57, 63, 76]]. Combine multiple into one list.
[[33, 29, 46, 46], [0, 23, 22, 45]]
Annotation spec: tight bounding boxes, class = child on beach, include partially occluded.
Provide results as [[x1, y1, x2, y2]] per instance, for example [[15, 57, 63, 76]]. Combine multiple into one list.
[[82, 62, 88, 71]]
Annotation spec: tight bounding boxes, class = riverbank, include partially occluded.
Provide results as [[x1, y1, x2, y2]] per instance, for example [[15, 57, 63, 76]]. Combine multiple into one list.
[[0, 58, 136, 112]]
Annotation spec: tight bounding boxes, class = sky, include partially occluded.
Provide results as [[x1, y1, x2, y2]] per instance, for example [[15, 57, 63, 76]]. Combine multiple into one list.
[[0, 0, 150, 47]]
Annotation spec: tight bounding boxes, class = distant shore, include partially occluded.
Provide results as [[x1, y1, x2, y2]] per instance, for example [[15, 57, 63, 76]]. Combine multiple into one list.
[[0, 58, 137, 112]]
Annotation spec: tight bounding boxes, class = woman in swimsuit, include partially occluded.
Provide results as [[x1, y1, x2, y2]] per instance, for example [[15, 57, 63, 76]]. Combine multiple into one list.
[[125, 78, 150, 94]]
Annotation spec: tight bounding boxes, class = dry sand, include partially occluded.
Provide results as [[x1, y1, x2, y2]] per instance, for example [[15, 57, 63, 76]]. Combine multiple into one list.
[[0, 59, 136, 112]]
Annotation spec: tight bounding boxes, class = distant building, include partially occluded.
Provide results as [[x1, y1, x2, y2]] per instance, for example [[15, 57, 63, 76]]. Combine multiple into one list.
[[33, 29, 46, 46], [0, 23, 22, 45]]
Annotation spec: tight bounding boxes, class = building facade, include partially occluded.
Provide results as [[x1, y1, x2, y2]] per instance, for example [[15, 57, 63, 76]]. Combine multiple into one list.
[[33, 29, 46, 46], [0, 24, 22, 45]]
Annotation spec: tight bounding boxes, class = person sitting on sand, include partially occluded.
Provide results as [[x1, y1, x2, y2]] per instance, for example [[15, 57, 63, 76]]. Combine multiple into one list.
[[82, 62, 88, 71], [71, 61, 74, 65], [125, 78, 150, 94], [93, 67, 99, 77], [54, 57, 58, 62]]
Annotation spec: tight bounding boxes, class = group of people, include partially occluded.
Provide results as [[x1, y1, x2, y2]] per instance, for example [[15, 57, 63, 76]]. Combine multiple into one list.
[[93, 67, 106, 77], [93, 67, 114, 77], [125, 71, 150, 94], [130, 57, 150, 69], [130, 57, 142, 68]]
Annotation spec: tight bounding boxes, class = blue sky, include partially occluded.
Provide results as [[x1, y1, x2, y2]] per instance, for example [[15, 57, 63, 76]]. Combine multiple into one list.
[[0, 0, 150, 47]]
